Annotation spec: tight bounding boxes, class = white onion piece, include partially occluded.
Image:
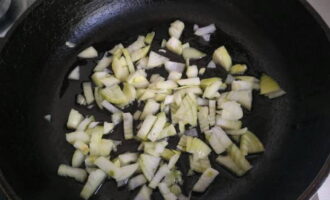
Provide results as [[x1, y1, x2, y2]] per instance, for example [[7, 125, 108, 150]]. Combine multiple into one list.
[[101, 100, 121, 113], [66, 131, 90, 144], [72, 150, 85, 167], [169, 20, 185, 39], [159, 49, 167, 53], [168, 71, 182, 81], [177, 78, 200, 86], [103, 122, 114, 134], [134, 185, 152, 200], [58, 164, 87, 182], [83, 82, 94, 105], [78, 46, 98, 59], [194, 24, 216, 36], [80, 169, 106, 200], [123, 113, 134, 140], [221, 101, 243, 120], [186, 65, 198, 78], [44, 114, 51, 122], [127, 36, 146, 53], [166, 37, 183, 55], [68, 66, 80, 80], [94, 54, 112, 72], [149, 164, 170, 189], [147, 51, 169, 69], [158, 182, 177, 200], [67, 109, 83, 129], [201, 34, 211, 42], [164, 61, 185, 73], [139, 154, 161, 181], [207, 60, 216, 68], [129, 174, 147, 190], [192, 168, 219, 192], [118, 152, 138, 165], [65, 41, 76, 48]]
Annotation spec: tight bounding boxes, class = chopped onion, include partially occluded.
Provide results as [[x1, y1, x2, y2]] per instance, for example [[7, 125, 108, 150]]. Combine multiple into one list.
[[213, 46, 232, 71], [133, 110, 142, 120], [149, 164, 170, 188], [94, 54, 112, 72], [78, 46, 98, 59], [76, 94, 87, 106], [147, 51, 169, 69], [66, 131, 90, 144], [186, 65, 198, 78], [147, 112, 167, 142], [72, 150, 86, 167], [129, 174, 147, 190], [67, 109, 84, 129], [221, 101, 243, 120], [177, 78, 200, 86], [123, 113, 134, 140], [227, 90, 252, 110], [203, 80, 222, 99], [65, 41, 76, 48], [159, 182, 177, 200], [207, 60, 216, 69], [44, 114, 51, 122], [139, 153, 161, 181], [140, 99, 160, 120], [137, 115, 157, 140], [77, 116, 95, 131], [208, 100, 216, 126], [74, 141, 89, 155], [166, 37, 183, 55], [194, 24, 216, 36], [230, 64, 247, 75], [199, 67, 206, 75], [103, 122, 114, 134], [227, 144, 252, 174], [82, 82, 94, 105], [226, 127, 248, 135], [182, 47, 206, 60], [169, 20, 185, 39], [131, 46, 151, 62], [164, 61, 185, 73], [134, 185, 152, 200], [80, 169, 106, 200], [127, 36, 146, 53], [68, 66, 80, 80], [112, 56, 129, 81], [186, 137, 211, 159], [58, 164, 87, 182], [161, 39, 167, 48], [101, 100, 121, 113], [101, 85, 129, 105], [122, 48, 135, 73], [240, 131, 264, 156], [198, 106, 209, 132], [206, 126, 232, 154], [189, 155, 211, 173], [145, 32, 155, 45], [192, 168, 219, 192], [168, 71, 182, 81], [118, 152, 139, 165], [216, 155, 244, 176]]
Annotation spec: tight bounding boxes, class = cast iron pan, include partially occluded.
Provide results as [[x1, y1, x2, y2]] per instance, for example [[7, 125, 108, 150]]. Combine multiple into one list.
[[0, 0, 329, 199]]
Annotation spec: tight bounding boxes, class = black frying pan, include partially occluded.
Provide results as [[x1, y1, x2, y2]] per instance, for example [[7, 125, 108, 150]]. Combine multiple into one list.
[[0, 0, 329, 199]]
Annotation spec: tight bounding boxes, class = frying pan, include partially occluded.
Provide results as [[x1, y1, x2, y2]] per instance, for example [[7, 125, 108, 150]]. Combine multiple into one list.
[[0, 0, 329, 199]]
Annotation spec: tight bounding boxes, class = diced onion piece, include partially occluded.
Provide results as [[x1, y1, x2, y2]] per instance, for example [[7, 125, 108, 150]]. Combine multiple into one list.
[[144, 141, 168, 157], [203, 80, 222, 99], [91, 72, 106, 87], [194, 24, 216, 36], [168, 152, 181, 169], [68, 66, 80, 80], [169, 20, 185, 39], [190, 155, 211, 173], [226, 127, 248, 135], [221, 101, 243, 120], [123, 83, 137, 104], [240, 131, 264, 156], [231, 80, 254, 91], [127, 70, 150, 89], [147, 51, 169, 69], [72, 150, 85, 167], [216, 155, 245, 176], [127, 36, 146, 53], [76, 94, 87, 106], [122, 48, 135, 73], [170, 184, 182, 196], [101, 100, 121, 113], [208, 100, 216, 126], [58, 164, 87, 182], [199, 67, 206, 75], [260, 74, 285, 98], [66, 131, 90, 144], [44, 114, 51, 122], [134, 185, 152, 200], [200, 77, 221, 89], [131, 45, 151, 62], [74, 141, 89, 155], [90, 139, 113, 156], [147, 112, 167, 142], [227, 90, 252, 110], [101, 85, 128, 105], [230, 64, 247, 75], [139, 153, 161, 181], [227, 144, 252, 173], [109, 43, 124, 55], [198, 106, 209, 132], [192, 168, 219, 192], [213, 46, 232, 71], [67, 109, 84, 129], [149, 164, 170, 189], [104, 122, 114, 134], [115, 163, 139, 181], [206, 126, 232, 154], [182, 47, 206, 60], [157, 124, 177, 140], [207, 60, 216, 69], [82, 82, 94, 105], [134, 110, 142, 120], [140, 99, 160, 120], [94, 157, 119, 176], [159, 182, 177, 200], [186, 65, 198, 78], [166, 37, 183, 55], [186, 137, 211, 159], [94, 88, 104, 109], [65, 41, 76, 48], [123, 113, 134, 140], [145, 32, 155, 45], [225, 74, 235, 84], [112, 56, 129, 81], [80, 169, 106, 200], [78, 46, 98, 59], [94, 54, 112, 72], [137, 115, 157, 140], [168, 71, 182, 81], [118, 152, 139, 165], [164, 61, 185, 73], [267, 89, 286, 99], [201, 34, 211, 42], [177, 78, 200, 86], [182, 42, 190, 49], [129, 174, 147, 190]]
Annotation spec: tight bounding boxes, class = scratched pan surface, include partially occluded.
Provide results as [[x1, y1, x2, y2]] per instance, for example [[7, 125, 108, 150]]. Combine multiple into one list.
[[0, 0, 329, 200]]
